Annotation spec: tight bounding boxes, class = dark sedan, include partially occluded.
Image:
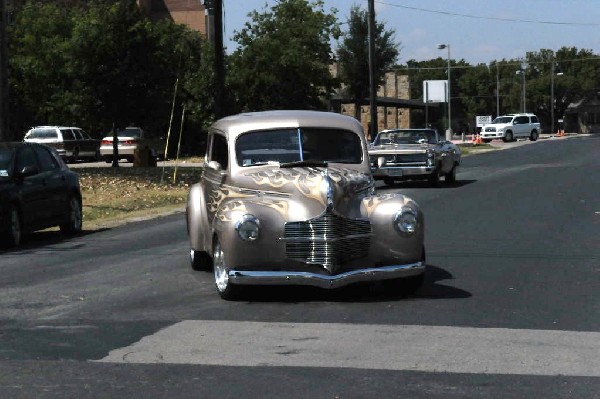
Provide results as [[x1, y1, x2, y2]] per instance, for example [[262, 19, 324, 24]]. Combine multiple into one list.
[[0, 142, 82, 247]]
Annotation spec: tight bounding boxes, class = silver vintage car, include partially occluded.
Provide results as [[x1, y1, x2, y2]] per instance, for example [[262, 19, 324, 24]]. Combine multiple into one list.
[[369, 128, 461, 186], [186, 111, 426, 300]]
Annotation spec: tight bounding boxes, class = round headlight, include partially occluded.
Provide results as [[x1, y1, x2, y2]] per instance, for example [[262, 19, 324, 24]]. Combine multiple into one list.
[[235, 214, 260, 241], [394, 206, 418, 234]]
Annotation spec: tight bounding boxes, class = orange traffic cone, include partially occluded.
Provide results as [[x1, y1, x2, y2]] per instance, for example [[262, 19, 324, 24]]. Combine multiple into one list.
[[472, 133, 477, 145], [476, 134, 483, 144]]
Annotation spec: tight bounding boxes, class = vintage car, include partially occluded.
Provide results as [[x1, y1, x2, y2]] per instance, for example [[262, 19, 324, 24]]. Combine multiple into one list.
[[186, 110, 426, 300], [369, 128, 461, 186]]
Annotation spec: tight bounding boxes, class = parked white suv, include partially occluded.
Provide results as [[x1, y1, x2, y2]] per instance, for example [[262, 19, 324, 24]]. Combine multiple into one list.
[[480, 113, 541, 142], [23, 126, 100, 162]]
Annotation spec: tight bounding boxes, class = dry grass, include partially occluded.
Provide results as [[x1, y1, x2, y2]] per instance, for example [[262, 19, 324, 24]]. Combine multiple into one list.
[[77, 166, 202, 229]]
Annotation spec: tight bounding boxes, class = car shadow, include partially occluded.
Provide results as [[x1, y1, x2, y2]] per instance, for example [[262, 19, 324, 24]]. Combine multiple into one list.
[[235, 264, 471, 303], [0, 228, 109, 254], [377, 179, 477, 189]]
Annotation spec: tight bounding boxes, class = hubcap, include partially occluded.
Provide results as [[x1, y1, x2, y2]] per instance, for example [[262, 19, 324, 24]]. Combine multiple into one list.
[[213, 242, 228, 292]]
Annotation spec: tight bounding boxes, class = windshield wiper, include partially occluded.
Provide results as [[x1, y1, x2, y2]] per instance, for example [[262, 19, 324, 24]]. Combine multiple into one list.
[[280, 160, 328, 168]]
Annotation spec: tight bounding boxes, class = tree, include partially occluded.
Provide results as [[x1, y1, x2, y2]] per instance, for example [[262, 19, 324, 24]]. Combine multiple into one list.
[[227, 0, 340, 112], [336, 5, 399, 120]]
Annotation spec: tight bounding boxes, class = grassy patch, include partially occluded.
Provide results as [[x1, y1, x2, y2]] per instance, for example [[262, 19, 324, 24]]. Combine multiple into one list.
[[457, 143, 494, 156], [78, 166, 202, 229]]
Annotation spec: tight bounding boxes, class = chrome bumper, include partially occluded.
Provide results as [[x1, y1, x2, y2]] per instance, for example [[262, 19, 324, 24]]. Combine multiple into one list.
[[228, 261, 426, 289], [371, 166, 435, 178]]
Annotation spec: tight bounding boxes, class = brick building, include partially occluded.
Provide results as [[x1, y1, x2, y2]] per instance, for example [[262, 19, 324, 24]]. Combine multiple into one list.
[[137, 0, 207, 35]]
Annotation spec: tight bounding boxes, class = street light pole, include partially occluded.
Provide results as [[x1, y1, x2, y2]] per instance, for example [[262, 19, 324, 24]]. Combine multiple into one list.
[[367, 0, 377, 141], [550, 61, 564, 135], [437, 44, 451, 140], [0, 0, 9, 141]]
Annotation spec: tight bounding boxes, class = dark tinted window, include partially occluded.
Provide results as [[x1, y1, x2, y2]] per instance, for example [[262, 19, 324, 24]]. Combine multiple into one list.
[[15, 146, 38, 173], [531, 116, 539, 123], [72, 129, 84, 140], [33, 145, 59, 172], [61, 129, 75, 140], [515, 116, 529, 124], [210, 134, 228, 169]]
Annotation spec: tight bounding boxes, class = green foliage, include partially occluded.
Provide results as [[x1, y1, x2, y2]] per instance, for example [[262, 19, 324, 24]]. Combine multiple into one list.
[[227, 0, 340, 112], [7, 0, 212, 149], [336, 5, 399, 110]]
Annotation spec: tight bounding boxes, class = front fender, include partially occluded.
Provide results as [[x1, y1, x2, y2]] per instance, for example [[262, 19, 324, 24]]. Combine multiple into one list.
[[187, 183, 211, 253], [362, 193, 424, 263]]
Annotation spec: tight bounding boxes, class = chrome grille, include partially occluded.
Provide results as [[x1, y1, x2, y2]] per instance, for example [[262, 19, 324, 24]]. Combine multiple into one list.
[[395, 154, 427, 164], [283, 212, 372, 270]]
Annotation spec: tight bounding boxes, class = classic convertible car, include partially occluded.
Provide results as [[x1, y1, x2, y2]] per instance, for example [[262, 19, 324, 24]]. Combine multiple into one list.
[[369, 128, 461, 186], [186, 111, 426, 300]]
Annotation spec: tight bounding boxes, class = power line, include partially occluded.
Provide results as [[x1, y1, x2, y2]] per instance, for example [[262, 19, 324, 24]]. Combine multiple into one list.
[[375, 1, 600, 27]]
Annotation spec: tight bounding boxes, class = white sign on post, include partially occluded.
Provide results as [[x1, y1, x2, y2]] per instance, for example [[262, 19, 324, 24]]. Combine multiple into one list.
[[476, 115, 492, 127], [423, 80, 448, 103]]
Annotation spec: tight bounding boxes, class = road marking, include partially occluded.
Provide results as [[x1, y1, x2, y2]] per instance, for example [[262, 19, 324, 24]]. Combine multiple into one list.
[[96, 320, 600, 377]]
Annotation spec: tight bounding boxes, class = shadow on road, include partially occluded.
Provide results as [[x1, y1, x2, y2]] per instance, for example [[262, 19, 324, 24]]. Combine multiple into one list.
[[0, 229, 109, 254]]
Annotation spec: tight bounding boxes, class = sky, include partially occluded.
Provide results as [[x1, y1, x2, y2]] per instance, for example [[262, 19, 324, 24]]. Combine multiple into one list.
[[222, 0, 600, 65]]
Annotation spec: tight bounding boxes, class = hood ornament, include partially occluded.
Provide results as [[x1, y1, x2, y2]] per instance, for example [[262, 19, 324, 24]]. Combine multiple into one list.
[[320, 170, 334, 211]]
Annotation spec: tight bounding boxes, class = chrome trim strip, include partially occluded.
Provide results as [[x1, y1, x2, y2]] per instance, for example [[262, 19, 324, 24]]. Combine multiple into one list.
[[228, 261, 425, 289], [279, 233, 373, 242]]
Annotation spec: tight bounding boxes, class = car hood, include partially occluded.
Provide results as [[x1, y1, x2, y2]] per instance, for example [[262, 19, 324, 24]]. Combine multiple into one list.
[[369, 143, 431, 154], [221, 166, 374, 219]]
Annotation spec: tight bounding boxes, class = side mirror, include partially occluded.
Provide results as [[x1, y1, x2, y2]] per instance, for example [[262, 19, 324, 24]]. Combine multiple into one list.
[[207, 160, 223, 171]]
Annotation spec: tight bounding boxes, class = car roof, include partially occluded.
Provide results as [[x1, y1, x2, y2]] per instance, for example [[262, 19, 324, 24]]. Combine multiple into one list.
[[29, 126, 81, 130], [210, 110, 365, 140]]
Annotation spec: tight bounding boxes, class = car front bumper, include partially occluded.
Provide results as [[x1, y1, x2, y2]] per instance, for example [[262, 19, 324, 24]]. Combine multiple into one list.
[[228, 261, 425, 289], [371, 166, 435, 179]]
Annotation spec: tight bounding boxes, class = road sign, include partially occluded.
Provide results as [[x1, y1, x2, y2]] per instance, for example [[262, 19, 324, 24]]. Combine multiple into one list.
[[476, 115, 492, 127]]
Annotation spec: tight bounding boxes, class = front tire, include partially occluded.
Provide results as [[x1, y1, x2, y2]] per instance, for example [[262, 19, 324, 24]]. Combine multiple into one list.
[[60, 196, 82, 235], [190, 249, 212, 271], [2, 205, 22, 247], [503, 131, 514, 142], [445, 166, 457, 184], [529, 130, 539, 141], [428, 169, 440, 187], [213, 239, 242, 300], [383, 247, 426, 295]]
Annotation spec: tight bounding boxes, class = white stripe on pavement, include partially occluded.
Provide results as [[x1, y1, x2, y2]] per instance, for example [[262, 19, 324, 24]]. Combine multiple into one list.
[[96, 320, 600, 377]]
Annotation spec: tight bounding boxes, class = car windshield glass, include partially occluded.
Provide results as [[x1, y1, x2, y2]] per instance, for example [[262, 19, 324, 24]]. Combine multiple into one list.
[[373, 130, 437, 145], [0, 148, 13, 179], [118, 129, 141, 138], [492, 117, 513, 124], [27, 129, 58, 139], [236, 128, 363, 167]]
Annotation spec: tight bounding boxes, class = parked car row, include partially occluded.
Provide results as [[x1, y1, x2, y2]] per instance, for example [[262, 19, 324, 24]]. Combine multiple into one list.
[[22, 125, 162, 164]]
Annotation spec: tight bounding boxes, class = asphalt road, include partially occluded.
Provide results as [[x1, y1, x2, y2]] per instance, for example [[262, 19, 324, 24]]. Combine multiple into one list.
[[0, 135, 598, 398]]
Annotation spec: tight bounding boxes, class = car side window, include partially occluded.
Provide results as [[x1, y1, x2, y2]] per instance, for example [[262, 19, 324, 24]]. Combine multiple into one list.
[[33, 145, 59, 172], [15, 146, 38, 173], [210, 134, 228, 170], [73, 129, 84, 140], [515, 116, 528, 125], [531, 116, 539, 123], [61, 129, 75, 140]]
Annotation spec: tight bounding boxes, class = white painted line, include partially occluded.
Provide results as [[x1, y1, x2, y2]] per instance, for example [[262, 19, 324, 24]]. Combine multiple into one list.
[[96, 320, 600, 377]]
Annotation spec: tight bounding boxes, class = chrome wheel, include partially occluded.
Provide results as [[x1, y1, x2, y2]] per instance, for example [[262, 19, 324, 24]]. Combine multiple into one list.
[[60, 196, 82, 234], [212, 239, 241, 300]]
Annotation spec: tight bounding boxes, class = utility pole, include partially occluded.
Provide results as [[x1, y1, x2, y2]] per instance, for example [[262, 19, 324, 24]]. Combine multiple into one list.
[[0, 0, 9, 141], [213, 0, 225, 119], [367, 0, 377, 141]]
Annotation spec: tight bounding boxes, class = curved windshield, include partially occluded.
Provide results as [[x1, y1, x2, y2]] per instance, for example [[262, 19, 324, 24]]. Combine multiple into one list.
[[373, 129, 437, 145], [236, 128, 363, 167]]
